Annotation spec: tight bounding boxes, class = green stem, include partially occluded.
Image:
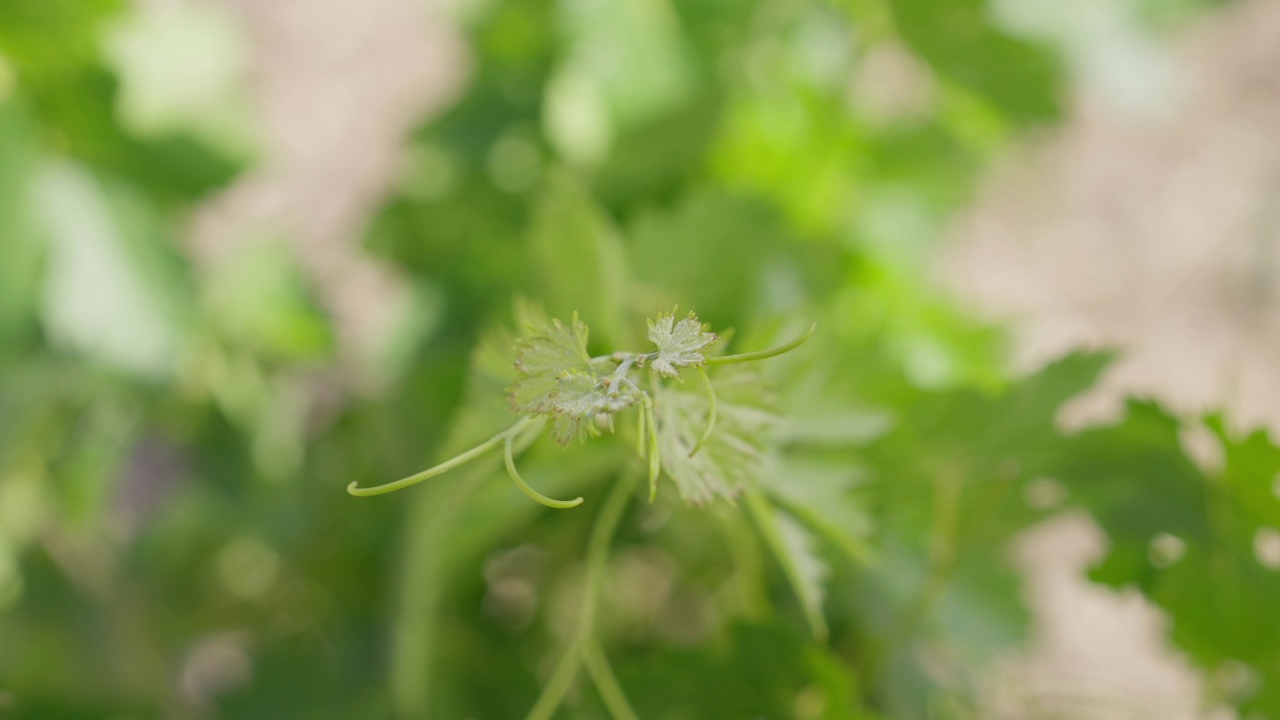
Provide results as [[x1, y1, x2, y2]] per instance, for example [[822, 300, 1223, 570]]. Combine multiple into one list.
[[348, 417, 534, 497], [583, 638, 640, 720], [705, 323, 816, 365], [505, 434, 583, 509], [525, 472, 639, 720], [689, 366, 717, 457]]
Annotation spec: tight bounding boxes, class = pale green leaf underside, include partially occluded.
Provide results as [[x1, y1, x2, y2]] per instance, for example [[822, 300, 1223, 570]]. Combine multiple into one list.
[[653, 370, 774, 503]]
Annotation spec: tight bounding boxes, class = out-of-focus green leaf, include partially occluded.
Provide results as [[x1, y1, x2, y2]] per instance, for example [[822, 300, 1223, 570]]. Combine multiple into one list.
[[0, 0, 242, 201], [0, 0, 121, 72], [591, 93, 721, 209], [1053, 406, 1280, 717], [102, 2, 256, 158], [884, 0, 1065, 123], [34, 161, 189, 377], [655, 368, 775, 504], [853, 352, 1111, 713], [614, 623, 866, 720], [628, 189, 802, 329], [203, 241, 333, 363], [544, 0, 696, 166], [762, 458, 874, 566], [526, 169, 632, 348], [746, 491, 831, 642], [0, 102, 45, 348]]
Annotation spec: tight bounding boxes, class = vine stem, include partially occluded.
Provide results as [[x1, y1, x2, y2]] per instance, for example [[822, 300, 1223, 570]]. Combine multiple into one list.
[[583, 638, 640, 720], [347, 417, 533, 497], [525, 471, 640, 720]]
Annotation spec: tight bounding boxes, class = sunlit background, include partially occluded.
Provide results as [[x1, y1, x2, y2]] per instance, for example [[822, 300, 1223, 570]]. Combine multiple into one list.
[[2, 0, 1279, 718]]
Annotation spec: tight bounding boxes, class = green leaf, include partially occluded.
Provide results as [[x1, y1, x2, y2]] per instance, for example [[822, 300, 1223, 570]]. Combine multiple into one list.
[[35, 161, 192, 377], [746, 491, 830, 642], [526, 170, 631, 348], [0, 103, 46, 348], [204, 240, 333, 363], [884, 0, 1065, 123], [0, 0, 244, 201], [654, 368, 775, 503], [508, 314, 591, 415], [646, 309, 717, 378], [546, 369, 641, 446], [102, 2, 255, 159], [1054, 406, 1280, 717], [615, 623, 872, 720], [761, 458, 874, 566]]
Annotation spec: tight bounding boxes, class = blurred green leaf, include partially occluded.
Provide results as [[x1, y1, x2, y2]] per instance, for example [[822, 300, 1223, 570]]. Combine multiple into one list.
[[885, 0, 1065, 123], [0, 102, 45, 348], [615, 623, 865, 720], [0, 0, 242, 201], [203, 241, 333, 363], [1054, 406, 1280, 716], [762, 458, 874, 566], [34, 161, 190, 377], [102, 2, 256, 159], [654, 368, 775, 504], [628, 189, 800, 329], [747, 492, 831, 642], [544, 0, 696, 166], [527, 169, 632, 348]]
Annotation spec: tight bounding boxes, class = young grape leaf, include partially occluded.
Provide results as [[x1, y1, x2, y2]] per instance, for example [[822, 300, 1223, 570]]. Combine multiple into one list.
[[547, 369, 642, 445], [646, 309, 717, 377], [653, 368, 775, 503], [508, 314, 591, 414]]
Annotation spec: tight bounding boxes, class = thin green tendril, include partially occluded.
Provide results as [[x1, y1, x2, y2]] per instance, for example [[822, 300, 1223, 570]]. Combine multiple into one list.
[[705, 322, 816, 365], [347, 417, 533, 497], [504, 434, 583, 509]]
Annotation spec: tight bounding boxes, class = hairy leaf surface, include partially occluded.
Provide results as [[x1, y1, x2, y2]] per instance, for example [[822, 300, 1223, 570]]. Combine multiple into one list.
[[646, 309, 717, 377]]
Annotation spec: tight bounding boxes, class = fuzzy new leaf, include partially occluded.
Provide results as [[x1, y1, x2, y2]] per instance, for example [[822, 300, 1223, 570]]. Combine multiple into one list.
[[549, 370, 642, 445], [647, 310, 717, 378], [509, 315, 591, 414]]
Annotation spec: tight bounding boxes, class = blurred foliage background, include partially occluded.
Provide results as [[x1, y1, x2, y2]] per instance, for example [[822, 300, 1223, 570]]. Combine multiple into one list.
[[2, 0, 1278, 718]]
